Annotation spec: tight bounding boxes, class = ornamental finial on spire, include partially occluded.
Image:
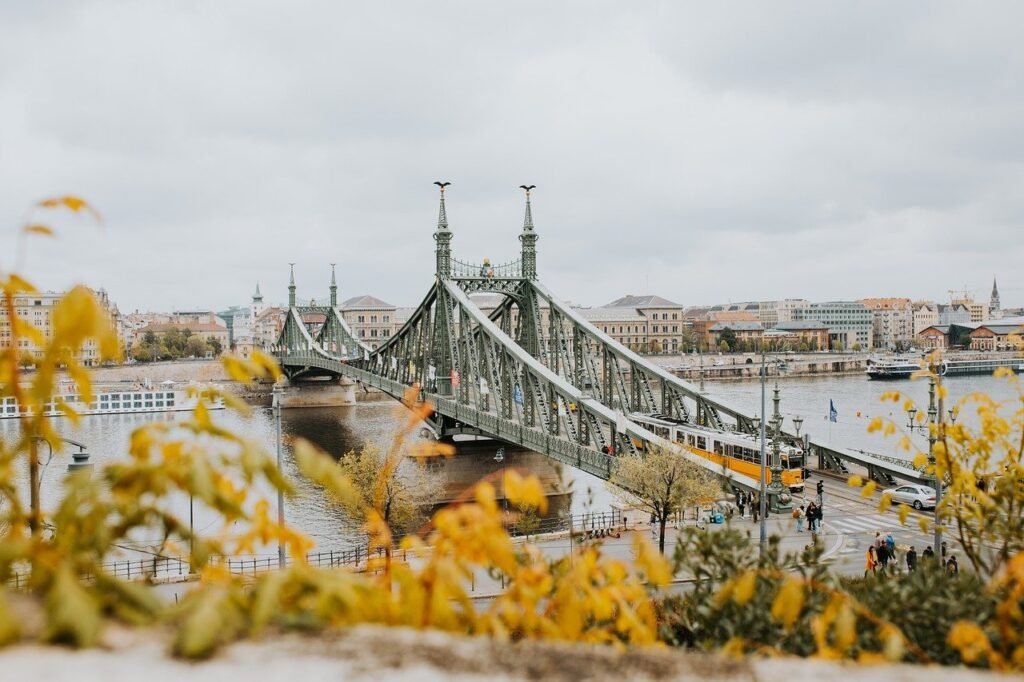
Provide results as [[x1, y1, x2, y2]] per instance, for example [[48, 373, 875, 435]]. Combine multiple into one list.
[[518, 185, 538, 279], [433, 181, 451, 232], [519, 184, 536, 231]]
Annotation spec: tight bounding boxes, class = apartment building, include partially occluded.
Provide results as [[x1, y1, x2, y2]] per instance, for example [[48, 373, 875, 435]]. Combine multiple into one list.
[[0, 288, 120, 366], [858, 297, 913, 350]]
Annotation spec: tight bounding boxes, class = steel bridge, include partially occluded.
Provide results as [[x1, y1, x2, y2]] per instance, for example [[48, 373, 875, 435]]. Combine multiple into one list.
[[271, 186, 929, 498]]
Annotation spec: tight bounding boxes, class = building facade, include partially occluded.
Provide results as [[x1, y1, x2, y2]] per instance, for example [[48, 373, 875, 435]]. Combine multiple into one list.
[[793, 302, 872, 350], [858, 297, 913, 350], [0, 288, 120, 367]]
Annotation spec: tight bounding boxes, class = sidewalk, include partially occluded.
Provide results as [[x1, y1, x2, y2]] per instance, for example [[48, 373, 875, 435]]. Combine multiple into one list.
[[460, 512, 839, 597]]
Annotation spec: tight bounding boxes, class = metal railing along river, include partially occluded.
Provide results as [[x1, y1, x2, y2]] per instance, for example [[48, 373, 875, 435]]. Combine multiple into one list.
[[7, 510, 624, 587]]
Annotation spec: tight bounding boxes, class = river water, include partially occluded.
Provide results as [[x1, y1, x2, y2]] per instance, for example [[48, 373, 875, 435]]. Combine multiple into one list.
[[2, 370, 1017, 553]]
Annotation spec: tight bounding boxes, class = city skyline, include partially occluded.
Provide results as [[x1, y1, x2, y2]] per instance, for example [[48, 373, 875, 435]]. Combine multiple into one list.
[[2, 3, 1024, 312]]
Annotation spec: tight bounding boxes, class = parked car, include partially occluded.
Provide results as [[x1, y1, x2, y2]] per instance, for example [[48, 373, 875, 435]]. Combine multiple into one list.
[[883, 484, 936, 510]]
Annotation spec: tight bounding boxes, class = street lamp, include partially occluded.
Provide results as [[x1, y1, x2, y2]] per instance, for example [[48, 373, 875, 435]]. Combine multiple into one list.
[[272, 384, 286, 570], [926, 372, 944, 562]]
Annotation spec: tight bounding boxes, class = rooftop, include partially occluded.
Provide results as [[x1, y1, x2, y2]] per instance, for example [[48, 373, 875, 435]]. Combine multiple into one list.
[[603, 294, 682, 309], [340, 295, 397, 310], [708, 322, 763, 332]]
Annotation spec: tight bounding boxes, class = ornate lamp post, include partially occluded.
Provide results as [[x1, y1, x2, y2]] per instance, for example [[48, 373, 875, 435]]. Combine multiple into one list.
[[767, 383, 789, 513], [273, 384, 286, 570]]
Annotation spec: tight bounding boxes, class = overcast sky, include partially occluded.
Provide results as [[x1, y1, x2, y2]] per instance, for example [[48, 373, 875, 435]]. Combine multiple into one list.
[[1, 1, 1022, 313]]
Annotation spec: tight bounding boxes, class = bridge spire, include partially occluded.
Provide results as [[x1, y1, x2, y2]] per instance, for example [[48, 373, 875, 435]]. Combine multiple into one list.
[[330, 263, 337, 307], [288, 263, 296, 308], [433, 181, 452, 280], [518, 184, 538, 279]]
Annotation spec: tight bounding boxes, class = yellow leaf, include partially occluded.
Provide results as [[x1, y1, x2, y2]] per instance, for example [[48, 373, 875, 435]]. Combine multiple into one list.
[[733, 570, 757, 605], [897, 504, 911, 525], [44, 564, 101, 647], [834, 601, 856, 653], [23, 224, 54, 237], [880, 624, 905, 661], [848, 475, 863, 488], [860, 480, 877, 498], [771, 577, 805, 629], [878, 492, 892, 512], [867, 417, 883, 433]]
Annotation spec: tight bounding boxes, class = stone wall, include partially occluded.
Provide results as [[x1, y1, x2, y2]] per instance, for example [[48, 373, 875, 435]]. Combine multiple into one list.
[[0, 624, 1008, 681]]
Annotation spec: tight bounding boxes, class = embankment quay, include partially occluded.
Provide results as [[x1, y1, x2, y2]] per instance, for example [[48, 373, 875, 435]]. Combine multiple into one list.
[[648, 352, 867, 380]]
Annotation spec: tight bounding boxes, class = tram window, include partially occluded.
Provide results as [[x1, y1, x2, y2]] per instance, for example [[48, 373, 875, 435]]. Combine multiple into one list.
[[688, 435, 696, 446], [696, 436, 706, 450], [675, 432, 685, 443], [714, 441, 722, 455]]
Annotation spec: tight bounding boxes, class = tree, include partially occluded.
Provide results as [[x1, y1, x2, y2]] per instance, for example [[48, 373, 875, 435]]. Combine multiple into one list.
[[718, 327, 737, 351], [132, 347, 153, 363], [335, 444, 440, 540], [206, 337, 223, 356], [610, 445, 720, 553], [142, 330, 157, 346], [185, 336, 208, 358], [852, 342, 863, 352], [680, 328, 699, 353], [649, 339, 663, 354], [832, 340, 844, 352], [717, 339, 729, 353]]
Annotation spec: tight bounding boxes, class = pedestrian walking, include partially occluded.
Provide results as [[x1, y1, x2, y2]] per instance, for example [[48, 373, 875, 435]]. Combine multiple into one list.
[[806, 501, 817, 534], [752, 495, 760, 523], [793, 504, 805, 532], [906, 546, 918, 573], [946, 555, 959, 575], [885, 532, 896, 563], [736, 491, 746, 518], [923, 545, 935, 563], [865, 546, 878, 576], [878, 542, 890, 571], [941, 541, 948, 563]]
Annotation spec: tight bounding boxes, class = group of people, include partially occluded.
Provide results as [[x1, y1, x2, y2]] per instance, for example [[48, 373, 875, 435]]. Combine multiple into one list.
[[791, 502, 823, 534], [865, 534, 960, 576]]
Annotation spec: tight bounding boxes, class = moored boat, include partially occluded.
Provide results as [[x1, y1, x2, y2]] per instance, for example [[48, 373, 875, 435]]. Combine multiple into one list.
[[865, 356, 920, 380], [0, 381, 225, 419]]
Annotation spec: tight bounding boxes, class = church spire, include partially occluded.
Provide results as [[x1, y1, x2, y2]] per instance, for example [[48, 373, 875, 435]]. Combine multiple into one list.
[[433, 181, 452, 279], [252, 282, 263, 303], [329, 263, 337, 307], [518, 184, 538, 280], [288, 263, 296, 308], [990, 276, 1001, 316]]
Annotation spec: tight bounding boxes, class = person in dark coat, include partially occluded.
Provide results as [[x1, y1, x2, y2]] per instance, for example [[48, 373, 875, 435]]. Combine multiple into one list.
[[922, 545, 935, 564], [906, 546, 918, 573]]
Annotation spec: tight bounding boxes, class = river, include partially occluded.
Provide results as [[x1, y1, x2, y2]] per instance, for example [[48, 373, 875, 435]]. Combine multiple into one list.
[[2, 370, 1017, 554]]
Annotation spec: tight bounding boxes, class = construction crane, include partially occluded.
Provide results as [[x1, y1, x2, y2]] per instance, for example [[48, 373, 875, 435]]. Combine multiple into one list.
[[948, 287, 975, 304]]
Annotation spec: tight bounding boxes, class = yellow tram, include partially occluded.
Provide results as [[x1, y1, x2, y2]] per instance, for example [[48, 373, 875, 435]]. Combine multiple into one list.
[[630, 413, 805, 492]]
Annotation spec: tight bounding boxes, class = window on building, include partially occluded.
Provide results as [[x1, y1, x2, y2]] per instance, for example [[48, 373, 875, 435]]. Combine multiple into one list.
[[357, 315, 365, 323], [371, 315, 377, 323]]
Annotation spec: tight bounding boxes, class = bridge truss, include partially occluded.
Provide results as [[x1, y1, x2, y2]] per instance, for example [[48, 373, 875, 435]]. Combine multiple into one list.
[[273, 187, 929, 495]]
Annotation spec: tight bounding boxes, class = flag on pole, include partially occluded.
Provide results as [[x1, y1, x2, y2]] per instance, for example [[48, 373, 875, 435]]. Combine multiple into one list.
[[829, 399, 838, 423], [615, 410, 627, 433], [450, 369, 461, 388], [428, 365, 436, 380], [479, 378, 489, 395], [390, 357, 397, 371], [364, 349, 370, 361], [513, 384, 524, 405]]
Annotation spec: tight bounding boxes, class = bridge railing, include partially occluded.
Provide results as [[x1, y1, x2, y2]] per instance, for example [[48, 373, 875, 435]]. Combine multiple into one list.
[[451, 257, 522, 279]]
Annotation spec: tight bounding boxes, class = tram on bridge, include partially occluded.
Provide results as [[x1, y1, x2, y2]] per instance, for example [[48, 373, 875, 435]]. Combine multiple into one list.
[[629, 414, 805, 492]]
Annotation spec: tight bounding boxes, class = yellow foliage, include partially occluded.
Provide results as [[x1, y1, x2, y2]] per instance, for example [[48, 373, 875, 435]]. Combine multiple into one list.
[[770, 577, 804, 629]]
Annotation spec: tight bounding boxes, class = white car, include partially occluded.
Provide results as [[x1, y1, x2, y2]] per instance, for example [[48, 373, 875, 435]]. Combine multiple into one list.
[[884, 484, 936, 510]]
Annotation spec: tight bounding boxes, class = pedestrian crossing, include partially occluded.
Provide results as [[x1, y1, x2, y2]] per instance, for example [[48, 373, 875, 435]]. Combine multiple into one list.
[[826, 512, 928, 538]]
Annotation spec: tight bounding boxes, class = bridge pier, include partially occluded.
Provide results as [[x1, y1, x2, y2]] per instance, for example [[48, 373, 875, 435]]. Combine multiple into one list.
[[277, 376, 357, 408]]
